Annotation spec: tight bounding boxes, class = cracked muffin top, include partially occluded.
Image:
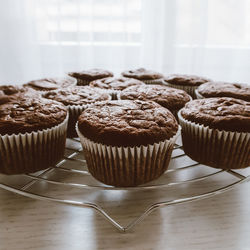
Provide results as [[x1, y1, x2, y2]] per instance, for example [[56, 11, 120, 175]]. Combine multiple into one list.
[[89, 77, 145, 91], [0, 85, 38, 104], [196, 82, 250, 102], [24, 76, 76, 91], [119, 84, 191, 111], [43, 86, 111, 106], [0, 84, 35, 96], [0, 94, 67, 135], [68, 68, 113, 81], [164, 74, 211, 86], [180, 97, 250, 132], [78, 100, 178, 147], [121, 68, 163, 80]]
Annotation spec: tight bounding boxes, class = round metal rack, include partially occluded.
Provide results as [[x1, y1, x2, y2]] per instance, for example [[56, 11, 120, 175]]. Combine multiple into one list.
[[0, 137, 249, 232]]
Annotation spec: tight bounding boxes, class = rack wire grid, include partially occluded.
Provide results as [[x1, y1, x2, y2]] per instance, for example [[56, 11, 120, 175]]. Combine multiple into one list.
[[0, 136, 249, 232]]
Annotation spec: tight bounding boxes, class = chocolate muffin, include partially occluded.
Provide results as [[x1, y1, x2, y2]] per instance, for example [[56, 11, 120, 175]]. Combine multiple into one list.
[[119, 84, 192, 118], [77, 100, 180, 187], [43, 86, 110, 106], [43, 86, 111, 137], [121, 68, 163, 84], [68, 68, 113, 86], [196, 82, 250, 102], [164, 74, 211, 98], [0, 84, 36, 97], [178, 97, 250, 169], [24, 76, 76, 91], [89, 76, 145, 91], [89, 76, 145, 99], [0, 93, 68, 174], [0, 85, 39, 106]]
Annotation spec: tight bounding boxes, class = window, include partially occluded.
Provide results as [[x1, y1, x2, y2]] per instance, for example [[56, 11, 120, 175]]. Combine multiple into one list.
[[176, 0, 250, 47], [35, 0, 142, 46]]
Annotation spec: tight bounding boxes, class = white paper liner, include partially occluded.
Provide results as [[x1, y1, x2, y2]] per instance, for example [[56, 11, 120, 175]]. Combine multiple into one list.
[[67, 105, 88, 137], [108, 90, 121, 100], [76, 124, 180, 187], [171, 110, 181, 121], [172, 94, 193, 122], [143, 78, 164, 85], [0, 114, 69, 175], [178, 112, 250, 169], [67, 94, 112, 137], [195, 89, 205, 99], [163, 82, 198, 99]]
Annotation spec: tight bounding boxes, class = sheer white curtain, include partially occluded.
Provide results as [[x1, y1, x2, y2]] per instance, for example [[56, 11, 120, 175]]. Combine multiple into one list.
[[0, 0, 250, 84]]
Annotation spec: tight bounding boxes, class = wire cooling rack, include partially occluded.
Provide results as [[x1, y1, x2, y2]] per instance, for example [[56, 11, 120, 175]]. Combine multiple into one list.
[[0, 137, 249, 232]]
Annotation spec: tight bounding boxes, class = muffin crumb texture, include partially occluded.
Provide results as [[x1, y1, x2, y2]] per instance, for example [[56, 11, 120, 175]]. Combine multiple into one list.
[[122, 68, 163, 80], [68, 68, 113, 81], [89, 76, 145, 91], [43, 86, 110, 106], [197, 82, 250, 102], [120, 84, 191, 111], [78, 100, 178, 147], [165, 74, 211, 86], [24, 77, 76, 91], [0, 96, 67, 135], [181, 97, 250, 132]]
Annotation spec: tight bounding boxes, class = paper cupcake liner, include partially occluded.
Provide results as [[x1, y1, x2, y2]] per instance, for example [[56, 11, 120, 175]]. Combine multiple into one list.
[[142, 79, 164, 85], [106, 90, 124, 100], [171, 110, 181, 122], [76, 124, 180, 187], [67, 94, 112, 137], [195, 89, 205, 99], [172, 95, 193, 122], [0, 114, 68, 175], [178, 112, 250, 169], [67, 105, 88, 137], [109, 90, 120, 100], [163, 82, 198, 99]]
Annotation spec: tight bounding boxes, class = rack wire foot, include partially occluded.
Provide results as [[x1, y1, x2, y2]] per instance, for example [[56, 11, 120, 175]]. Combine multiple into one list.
[[0, 138, 249, 232]]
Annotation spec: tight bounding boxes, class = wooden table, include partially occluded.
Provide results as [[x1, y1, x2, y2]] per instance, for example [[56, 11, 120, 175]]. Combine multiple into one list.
[[0, 138, 250, 250], [1, 179, 250, 250]]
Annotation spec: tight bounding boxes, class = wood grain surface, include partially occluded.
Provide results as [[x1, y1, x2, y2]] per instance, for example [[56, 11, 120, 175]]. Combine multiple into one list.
[[0, 138, 250, 250], [0, 181, 250, 250]]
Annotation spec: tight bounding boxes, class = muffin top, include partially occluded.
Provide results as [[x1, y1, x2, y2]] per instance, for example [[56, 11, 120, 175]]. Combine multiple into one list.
[[89, 77, 145, 91], [121, 68, 163, 80], [78, 100, 178, 147], [197, 82, 250, 102], [120, 84, 191, 111], [164, 74, 211, 86], [43, 86, 110, 106], [0, 85, 34, 95], [0, 84, 38, 102], [0, 95, 67, 135], [24, 76, 76, 91], [68, 68, 113, 81], [180, 97, 250, 132]]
